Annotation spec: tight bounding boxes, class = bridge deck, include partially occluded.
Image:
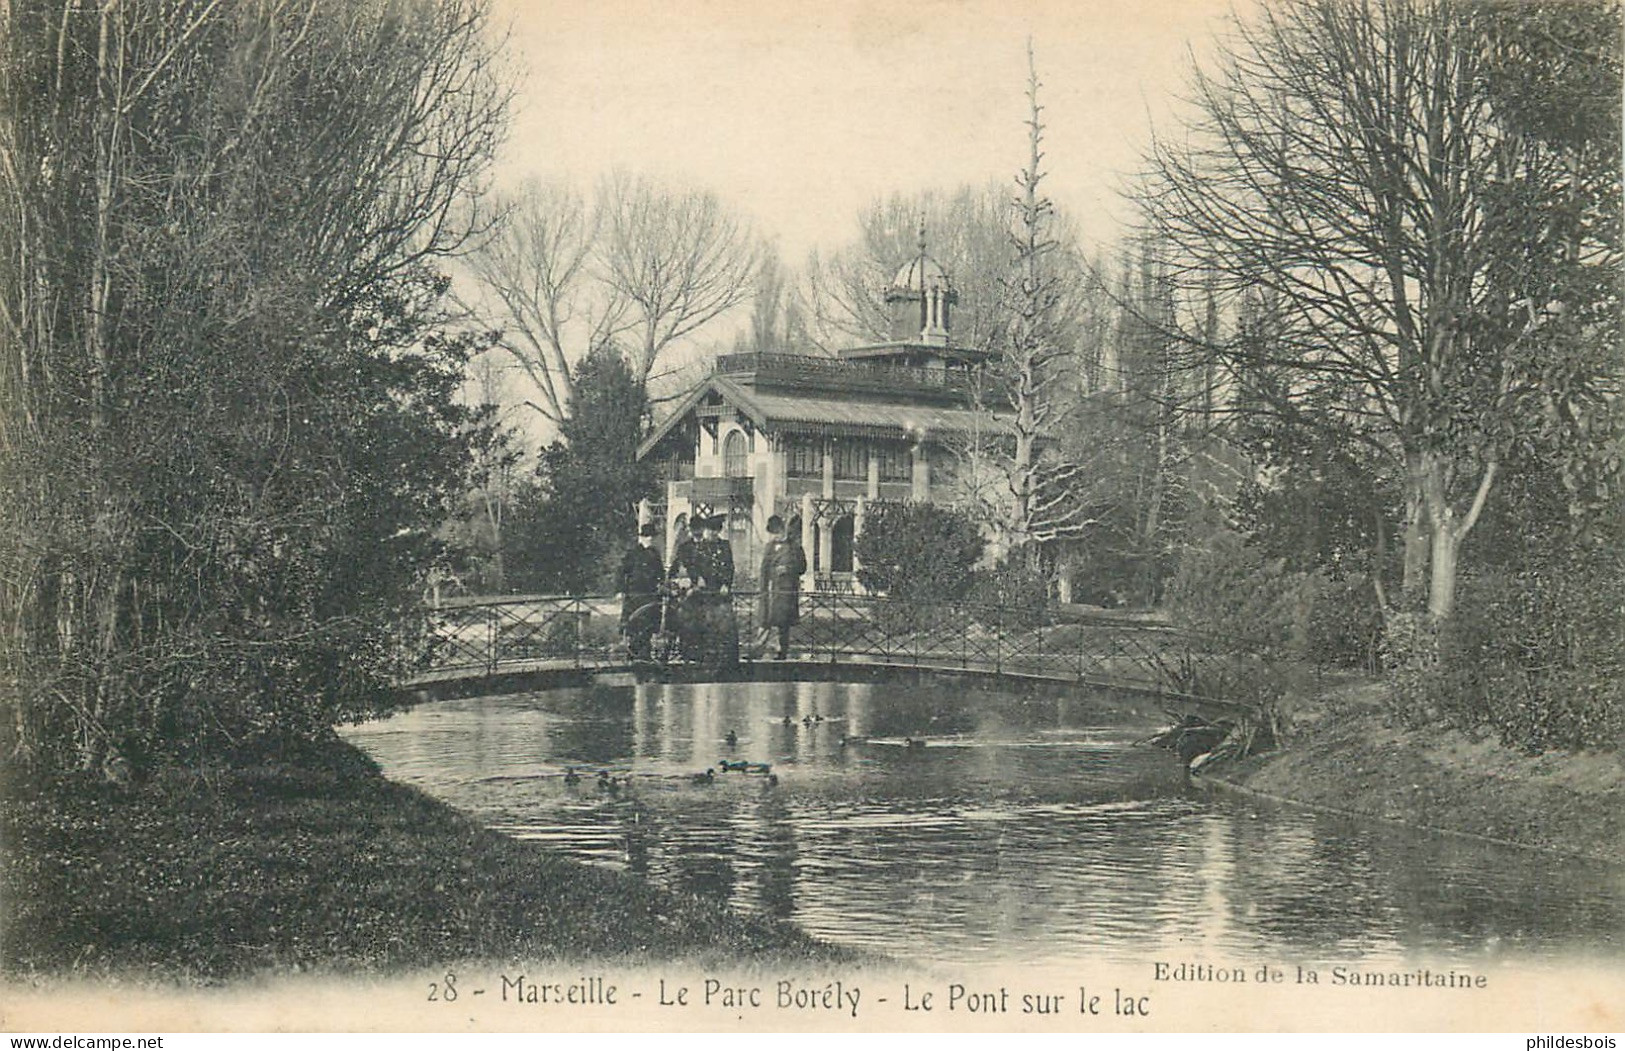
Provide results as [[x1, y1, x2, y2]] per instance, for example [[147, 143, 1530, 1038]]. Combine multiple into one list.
[[399, 614, 1274, 717]]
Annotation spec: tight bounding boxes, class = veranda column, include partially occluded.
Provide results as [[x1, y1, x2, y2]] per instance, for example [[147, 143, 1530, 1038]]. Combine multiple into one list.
[[800, 492, 815, 592], [852, 497, 866, 594], [758, 433, 778, 540], [818, 510, 833, 585]]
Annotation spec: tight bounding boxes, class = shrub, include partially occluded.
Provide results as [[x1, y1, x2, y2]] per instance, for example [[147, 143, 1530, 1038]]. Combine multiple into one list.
[[1379, 552, 1625, 752], [1308, 573, 1386, 671], [1164, 529, 1317, 657], [854, 502, 984, 604], [1156, 529, 1323, 752], [1450, 556, 1623, 752], [966, 559, 1050, 628], [1383, 609, 1497, 731], [1143, 646, 1306, 757]]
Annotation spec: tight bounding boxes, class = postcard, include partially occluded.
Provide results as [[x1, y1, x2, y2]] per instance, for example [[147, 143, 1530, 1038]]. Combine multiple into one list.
[[3, 0, 1620, 1036]]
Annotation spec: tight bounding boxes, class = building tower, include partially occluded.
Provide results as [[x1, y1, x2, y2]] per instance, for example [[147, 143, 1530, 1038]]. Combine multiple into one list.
[[884, 221, 956, 346]]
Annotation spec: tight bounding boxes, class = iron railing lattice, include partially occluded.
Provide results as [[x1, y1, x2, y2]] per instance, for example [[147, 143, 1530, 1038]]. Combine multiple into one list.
[[412, 591, 1287, 713]]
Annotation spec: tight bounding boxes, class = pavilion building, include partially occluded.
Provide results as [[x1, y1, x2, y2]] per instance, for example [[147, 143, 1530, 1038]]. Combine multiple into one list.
[[636, 241, 1003, 591]]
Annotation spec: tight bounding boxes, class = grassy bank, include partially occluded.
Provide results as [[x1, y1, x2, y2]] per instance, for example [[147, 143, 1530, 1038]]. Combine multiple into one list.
[[1204, 675, 1625, 864], [0, 735, 843, 982]]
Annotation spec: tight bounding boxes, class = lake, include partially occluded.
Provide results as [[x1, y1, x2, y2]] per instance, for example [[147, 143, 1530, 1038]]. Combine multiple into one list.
[[341, 677, 1625, 971]]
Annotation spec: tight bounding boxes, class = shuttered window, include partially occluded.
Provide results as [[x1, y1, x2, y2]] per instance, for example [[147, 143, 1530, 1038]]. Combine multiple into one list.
[[831, 439, 865, 480], [723, 430, 749, 477], [786, 438, 822, 478], [875, 441, 912, 482]]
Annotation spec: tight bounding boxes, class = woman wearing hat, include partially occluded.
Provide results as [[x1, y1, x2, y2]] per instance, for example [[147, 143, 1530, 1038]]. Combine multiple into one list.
[[755, 514, 805, 659], [618, 521, 664, 661], [666, 515, 707, 660], [683, 513, 738, 667]]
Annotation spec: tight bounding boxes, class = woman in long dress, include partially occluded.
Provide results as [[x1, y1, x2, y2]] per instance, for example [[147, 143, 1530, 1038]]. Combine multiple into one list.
[[695, 515, 739, 667], [755, 514, 805, 659], [673, 514, 737, 666]]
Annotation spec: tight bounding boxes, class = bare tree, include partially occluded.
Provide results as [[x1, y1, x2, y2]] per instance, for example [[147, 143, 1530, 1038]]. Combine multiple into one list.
[[597, 170, 764, 383], [465, 171, 762, 426], [459, 353, 524, 591], [463, 179, 613, 425], [732, 250, 811, 354], [800, 184, 1012, 354], [1138, 0, 1618, 620], [995, 46, 1079, 556], [950, 45, 1105, 563]]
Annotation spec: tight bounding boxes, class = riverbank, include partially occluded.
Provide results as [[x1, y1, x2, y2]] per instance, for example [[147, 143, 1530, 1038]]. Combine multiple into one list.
[[0, 735, 845, 982], [1200, 675, 1625, 864]]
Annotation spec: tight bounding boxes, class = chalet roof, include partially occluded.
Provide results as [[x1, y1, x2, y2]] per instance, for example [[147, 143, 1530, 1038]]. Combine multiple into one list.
[[637, 374, 1009, 459], [716, 350, 977, 403], [838, 341, 996, 366]]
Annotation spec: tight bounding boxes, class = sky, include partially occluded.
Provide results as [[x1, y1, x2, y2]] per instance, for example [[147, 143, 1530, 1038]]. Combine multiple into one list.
[[489, 0, 1244, 264]]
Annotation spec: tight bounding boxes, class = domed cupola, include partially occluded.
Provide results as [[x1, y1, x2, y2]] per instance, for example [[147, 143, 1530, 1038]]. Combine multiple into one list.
[[885, 223, 956, 346]]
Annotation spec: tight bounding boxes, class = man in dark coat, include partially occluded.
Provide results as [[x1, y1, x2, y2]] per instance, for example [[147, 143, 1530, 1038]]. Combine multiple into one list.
[[618, 522, 664, 661], [755, 514, 805, 659]]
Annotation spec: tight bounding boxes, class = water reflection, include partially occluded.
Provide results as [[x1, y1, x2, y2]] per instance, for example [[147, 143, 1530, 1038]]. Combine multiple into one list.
[[343, 679, 1625, 968]]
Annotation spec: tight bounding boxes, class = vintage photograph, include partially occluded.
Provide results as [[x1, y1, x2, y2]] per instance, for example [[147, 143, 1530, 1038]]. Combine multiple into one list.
[[2, 0, 1621, 1035]]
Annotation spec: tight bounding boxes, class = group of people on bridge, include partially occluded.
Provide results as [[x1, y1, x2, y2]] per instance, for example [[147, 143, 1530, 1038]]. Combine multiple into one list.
[[617, 513, 807, 668]]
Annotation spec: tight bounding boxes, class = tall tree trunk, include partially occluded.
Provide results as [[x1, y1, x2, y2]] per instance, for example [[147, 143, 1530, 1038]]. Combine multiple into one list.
[[1427, 524, 1461, 621], [1138, 432, 1166, 608], [1012, 390, 1035, 552], [1423, 457, 1498, 622], [1401, 450, 1430, 607], [1370, 507, 1389, 611], [482, 490, 505, 592], [79, 0, 121, 774]]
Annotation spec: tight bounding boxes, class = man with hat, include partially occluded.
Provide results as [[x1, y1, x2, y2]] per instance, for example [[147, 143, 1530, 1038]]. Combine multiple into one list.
[[755, 514, 806, 659], [618, 521, 664, 661]]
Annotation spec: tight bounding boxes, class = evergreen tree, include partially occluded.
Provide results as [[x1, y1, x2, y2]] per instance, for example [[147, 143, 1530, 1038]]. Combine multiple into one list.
[[506, 345, 653, 593]]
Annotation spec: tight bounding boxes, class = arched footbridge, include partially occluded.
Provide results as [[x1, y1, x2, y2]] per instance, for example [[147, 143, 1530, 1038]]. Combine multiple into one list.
[[406, 591, 1307, 722]]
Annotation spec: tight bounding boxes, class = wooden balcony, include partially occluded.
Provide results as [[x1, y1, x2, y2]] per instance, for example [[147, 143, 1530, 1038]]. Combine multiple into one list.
[[682, 476, 754, 503]]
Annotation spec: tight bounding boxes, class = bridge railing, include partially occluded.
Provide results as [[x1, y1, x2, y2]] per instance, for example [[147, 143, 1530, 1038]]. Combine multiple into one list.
[[413, 591, 1309, 712], [423, 595, 624, 675]]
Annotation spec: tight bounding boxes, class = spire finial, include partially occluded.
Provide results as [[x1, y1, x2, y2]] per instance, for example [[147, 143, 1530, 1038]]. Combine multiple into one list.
[[918, 213, 927, 259]]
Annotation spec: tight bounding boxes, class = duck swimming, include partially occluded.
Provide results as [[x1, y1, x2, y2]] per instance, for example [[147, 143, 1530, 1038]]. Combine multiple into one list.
[[563, 767, 581, 786], [690, 768, 716, 785]]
